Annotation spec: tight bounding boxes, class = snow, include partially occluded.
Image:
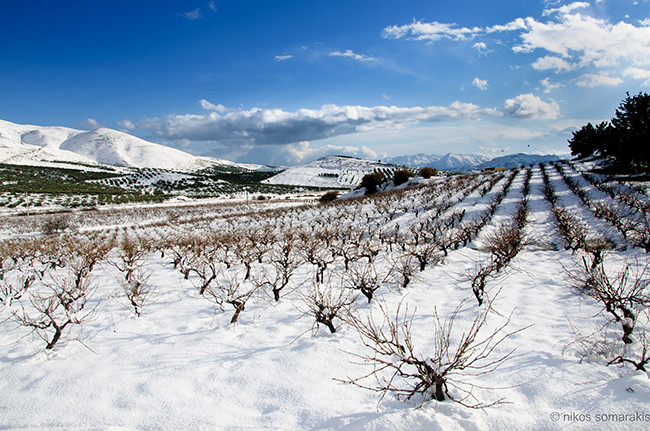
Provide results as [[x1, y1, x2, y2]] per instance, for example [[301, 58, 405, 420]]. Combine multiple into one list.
[[1, 163, 649, 430], [385, 152, 562, 172], [263, 155, 399, 188], [0, 119, 269, 172], [476, 153, 561, 170], [386, 153, 491, 171]]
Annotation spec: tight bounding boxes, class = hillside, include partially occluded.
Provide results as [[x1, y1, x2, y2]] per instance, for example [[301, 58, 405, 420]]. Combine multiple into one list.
[[262, 155, 401, 188], [385, 152, 489, 170], [0, 119, 266, 172]]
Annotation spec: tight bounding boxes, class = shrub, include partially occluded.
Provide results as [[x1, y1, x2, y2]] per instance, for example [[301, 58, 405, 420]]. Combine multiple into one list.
[[344, 297, 524, 407], [418, 167, 437, 179], [392, 169, 413, 186], [319, 191, 339, 204], [41, 216, 70, 235], [360, 171, 385, 195]]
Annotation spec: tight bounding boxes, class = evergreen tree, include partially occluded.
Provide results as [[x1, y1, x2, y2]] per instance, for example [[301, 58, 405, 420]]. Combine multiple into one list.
[[609, 91, 650, 166]]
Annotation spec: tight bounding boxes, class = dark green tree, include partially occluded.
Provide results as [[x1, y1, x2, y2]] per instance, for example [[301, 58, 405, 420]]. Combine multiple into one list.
[[568, 121, 612, 159], [360, 171, 385, 195], [418, 167, 438, 179], [392, 169, 413, 186], [609, 91, 650, 166]]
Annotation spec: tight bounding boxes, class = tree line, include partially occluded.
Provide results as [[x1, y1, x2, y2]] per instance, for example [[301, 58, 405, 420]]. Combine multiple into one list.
[[569, 91, 649, 170]]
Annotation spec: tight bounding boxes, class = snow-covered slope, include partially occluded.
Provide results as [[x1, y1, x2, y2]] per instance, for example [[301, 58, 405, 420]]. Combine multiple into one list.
[[385, 153, 490, 171], [58, 128, 207, 170], [0, 119, 268, 172], [476, 153, 561, 170], [263, 155, 399, 188]]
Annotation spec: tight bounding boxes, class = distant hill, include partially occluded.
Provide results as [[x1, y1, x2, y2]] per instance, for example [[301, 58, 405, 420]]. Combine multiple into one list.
[[262, 155, 400, 188], [386, 152, 562, 172], [385, 153, 489, 171], [0, 119, 267, 172]]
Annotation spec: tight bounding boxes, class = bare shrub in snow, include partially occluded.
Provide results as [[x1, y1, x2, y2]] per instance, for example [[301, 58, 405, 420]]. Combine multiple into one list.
[[298, 230, 336, 284], [343, 298, 523, 408], [13, 267, 97, 350], [483, 218, 527, 274], [204, 269, 258, 324], [257, 232, 300, 301], [607, 325, 650, 371], [385, 251, 418, 288], [570, 257, 650, 344], [299, 280, 357, 334], [343, 260, 382, 303], [551, 205, 588, 251], [111, 234, 150, 284], [41, 215, 71, 235], [122, 268, 152, 317]]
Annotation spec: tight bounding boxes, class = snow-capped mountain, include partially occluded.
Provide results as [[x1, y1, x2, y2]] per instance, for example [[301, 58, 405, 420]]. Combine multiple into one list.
[[385, 153, 490, 171], [0, 119, 266, 171], [386, 152, 563, 171], [476, 153, 561, 170], [262, 155, 399, 188]]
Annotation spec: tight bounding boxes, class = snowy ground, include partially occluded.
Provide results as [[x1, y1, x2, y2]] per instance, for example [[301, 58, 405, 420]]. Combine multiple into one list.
[[1, 164, 649, 430]]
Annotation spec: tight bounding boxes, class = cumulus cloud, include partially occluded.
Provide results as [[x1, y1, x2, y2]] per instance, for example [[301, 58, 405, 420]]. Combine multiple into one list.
[[80, 118, 102, 130], [513, 10, 650, 69], [576, 73, 624, 87], [502, 94, 560, 119], [119, 118, 136, 130], [199, 99, 228, 112], [542, 1, 590, 17], [472, 42, 490, 56], [541, 77, 564, 93], [532, 56, 576, 73], [137, 101, 499, 150], [328, 49, 378, 62], [385, 3, 650, 85], [472, 77, 488, 90], [623, 67, 650, 86], [382, 20, 481, 43]]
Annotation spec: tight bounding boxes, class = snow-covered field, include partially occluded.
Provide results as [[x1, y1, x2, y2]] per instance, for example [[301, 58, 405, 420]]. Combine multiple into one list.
[[1, 162, 649, 430]]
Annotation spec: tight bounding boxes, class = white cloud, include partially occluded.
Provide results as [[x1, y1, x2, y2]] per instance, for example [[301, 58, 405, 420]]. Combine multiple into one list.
[[385, 4, 650, 87], [513, 11, 650, 69], [576, 73, 624, 87], [623, 67, 650, 86], [382, 19, 481, 43], [274, 55, 294, 61], [532, 56, 576, 72], [502, 93, 560, 119], [472, 77, 488, 90], [542, 1, 591, 17], [119, 118, 136, 130], [208, 1, 218, 12], [199, 99, 228, 113], [80, 118, 102, 130], [486, 18, 528, 33], [472, 42, 490, 56], [138, 102, 499, 149], [328, 49, 377, 62], [181, 8, 202, 20], [541, 77, 564, 93]]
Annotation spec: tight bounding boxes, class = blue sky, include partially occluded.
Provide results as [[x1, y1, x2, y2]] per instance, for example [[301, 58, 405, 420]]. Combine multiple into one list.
[[1, 0, 649, 165]]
